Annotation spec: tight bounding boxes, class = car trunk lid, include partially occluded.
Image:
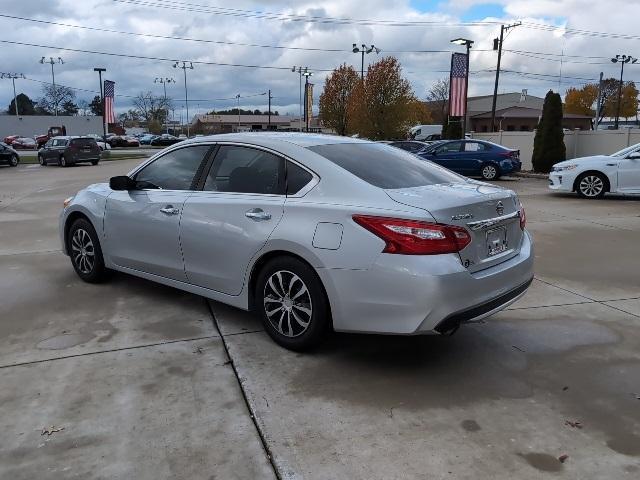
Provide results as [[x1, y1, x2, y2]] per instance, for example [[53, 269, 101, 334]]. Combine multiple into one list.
[[385, 182, 524, 272]]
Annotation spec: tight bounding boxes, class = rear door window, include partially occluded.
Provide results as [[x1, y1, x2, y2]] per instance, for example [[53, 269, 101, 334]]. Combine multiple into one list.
[[308, 143, 462, 189], [436, 142, 462, 154], [286, 161, 313, 195], [463, 142, 487, 152]]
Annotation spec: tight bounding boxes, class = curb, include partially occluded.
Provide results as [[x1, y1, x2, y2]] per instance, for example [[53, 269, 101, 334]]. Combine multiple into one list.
[[514, 172, 548, 179]]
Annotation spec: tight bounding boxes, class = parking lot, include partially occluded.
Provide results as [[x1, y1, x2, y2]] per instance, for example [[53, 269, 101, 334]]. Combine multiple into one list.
[[1, 159, 639, 479]]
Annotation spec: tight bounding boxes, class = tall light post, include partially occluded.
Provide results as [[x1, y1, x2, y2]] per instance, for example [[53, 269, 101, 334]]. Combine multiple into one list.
[[611, 54, 637, 130], [173, 61, 194, 136], [0, 73, 25, 116], [292, 66, 309, 132], [302, 70, 313, 132], [155, 77, 175, 133], [236, 94, 241, 129], [40, 56, 64, 116], [352, 44, 380, 79], [93, 68, 107, 140], [450, 38, 474, 135]]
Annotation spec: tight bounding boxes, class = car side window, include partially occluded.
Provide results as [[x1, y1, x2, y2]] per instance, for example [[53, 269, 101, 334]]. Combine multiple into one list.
[[436, 142, 462, 154], [135, 145, 211, 190], [463, 142, 485, 152], [204, 145, 285, 195], [286, 161, 313, 195]]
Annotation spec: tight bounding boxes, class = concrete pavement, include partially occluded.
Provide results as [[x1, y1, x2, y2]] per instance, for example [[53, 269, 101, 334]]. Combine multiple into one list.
[[1, 160, 639, 478]]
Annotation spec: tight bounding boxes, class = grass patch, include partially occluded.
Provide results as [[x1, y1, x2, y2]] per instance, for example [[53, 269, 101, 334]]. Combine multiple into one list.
[[19, 154, 148, 165]]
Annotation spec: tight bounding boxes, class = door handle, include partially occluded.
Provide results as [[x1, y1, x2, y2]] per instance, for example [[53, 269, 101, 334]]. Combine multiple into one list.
[[160, 205, 179, 215], [245, 208, 272, 221]]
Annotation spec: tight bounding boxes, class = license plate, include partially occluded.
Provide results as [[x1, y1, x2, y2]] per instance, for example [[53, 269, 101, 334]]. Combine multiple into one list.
[[486, 226, 508, 256], [83, 147, 91, 152]]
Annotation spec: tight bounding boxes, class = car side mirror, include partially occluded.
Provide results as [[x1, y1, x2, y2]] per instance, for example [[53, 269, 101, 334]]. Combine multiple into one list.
[[109, 175, 136, 191], [628, 152, 640, 159]]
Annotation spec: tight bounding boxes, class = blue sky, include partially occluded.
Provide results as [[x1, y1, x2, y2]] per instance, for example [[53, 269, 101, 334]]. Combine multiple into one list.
[[410, 1, 505, 20]]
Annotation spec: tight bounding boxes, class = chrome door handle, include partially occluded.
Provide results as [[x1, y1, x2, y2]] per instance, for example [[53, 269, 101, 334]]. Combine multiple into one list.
[[245, 208, 271, 221], [160, 205, 179, 215]]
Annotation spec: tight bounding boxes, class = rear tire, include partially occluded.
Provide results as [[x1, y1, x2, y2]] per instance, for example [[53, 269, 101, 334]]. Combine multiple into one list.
[[9, 154, 18, 167], [67, 218, 109, 283], [576, 172, 606, 199], [255, 256, 330, 351], [481, 163, 500, 180], [91, 159, 99, 166]]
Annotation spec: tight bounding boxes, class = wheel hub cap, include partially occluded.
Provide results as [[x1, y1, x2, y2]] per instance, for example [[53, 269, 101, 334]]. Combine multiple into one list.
[[263, 270, 312, 338], [70, 228, 95, 274]]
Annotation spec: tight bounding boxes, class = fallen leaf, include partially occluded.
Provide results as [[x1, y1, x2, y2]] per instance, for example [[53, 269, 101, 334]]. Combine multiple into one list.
[[564, 420, 583, 429], [558, 454, 569, 463], [41, 425, 64, 436]]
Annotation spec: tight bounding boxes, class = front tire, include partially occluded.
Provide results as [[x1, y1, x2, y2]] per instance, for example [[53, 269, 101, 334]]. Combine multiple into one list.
[[38, 154, 46, 166], [67, 218, 108, 283], [9, 154, 18, 167], [60, 155, 67, 167], [481, 163, 500, 180], [255, 256, 330, 351], [576, 172, 606, 199]]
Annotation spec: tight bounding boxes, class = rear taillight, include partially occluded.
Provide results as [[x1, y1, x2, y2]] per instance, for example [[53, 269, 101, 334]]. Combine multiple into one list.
[[519, 205, 526, 230], [352, 215, 471, 255]]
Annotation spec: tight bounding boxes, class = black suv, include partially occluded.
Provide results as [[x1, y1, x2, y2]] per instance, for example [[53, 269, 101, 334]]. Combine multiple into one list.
[[38, 136, 101, 167], [0, 141, 20, 167]]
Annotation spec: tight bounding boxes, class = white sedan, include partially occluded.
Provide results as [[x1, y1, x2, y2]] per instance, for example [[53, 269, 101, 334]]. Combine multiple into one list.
[[549, 144, 640, 198]]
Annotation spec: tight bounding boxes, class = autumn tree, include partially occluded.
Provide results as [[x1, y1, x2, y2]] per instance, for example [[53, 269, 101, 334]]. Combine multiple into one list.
[[319, 64, 360, 136], [532, 90, 566, 173], [348, 57, 430, 140], [607, 82, 639, 119], [565, 84, 598, 116], [426, 78, 449, 124]]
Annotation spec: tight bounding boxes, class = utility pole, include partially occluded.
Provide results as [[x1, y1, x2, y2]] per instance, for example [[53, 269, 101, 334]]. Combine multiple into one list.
[[490, 22, 520, 132], [611, 54, 637, 130], [173, 61, 194, 136], [236, 94, 241, 129], [155, 77, 175, 133], [1, 73, 25, 116], [268, 89, 272, 127], [292, 67, 309, 132], [93, 68, 106, 140], [303, 71, 313, 132], [595, 72, 603, 130], [40, 57, 64, 116]]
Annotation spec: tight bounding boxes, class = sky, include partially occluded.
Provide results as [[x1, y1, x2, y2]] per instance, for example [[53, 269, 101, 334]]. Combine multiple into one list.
[[1, 0, 639, 122]]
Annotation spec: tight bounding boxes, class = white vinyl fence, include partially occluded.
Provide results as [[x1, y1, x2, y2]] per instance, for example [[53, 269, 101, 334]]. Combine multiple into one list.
[[469, 128, 640, 171]]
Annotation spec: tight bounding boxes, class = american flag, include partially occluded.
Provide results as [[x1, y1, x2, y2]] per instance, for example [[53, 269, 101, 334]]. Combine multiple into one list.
[[103, 80, 115, 123], [448, 53, 468, 117]]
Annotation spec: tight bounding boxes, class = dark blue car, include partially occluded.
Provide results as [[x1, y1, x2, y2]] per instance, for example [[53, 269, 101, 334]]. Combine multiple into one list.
[[417, 139, 521, 180]]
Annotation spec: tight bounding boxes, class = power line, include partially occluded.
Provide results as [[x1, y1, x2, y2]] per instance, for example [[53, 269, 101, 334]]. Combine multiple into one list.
[[112, 0, 503, 27]]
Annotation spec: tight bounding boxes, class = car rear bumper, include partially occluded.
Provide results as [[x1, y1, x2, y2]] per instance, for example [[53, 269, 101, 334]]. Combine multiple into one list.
[[318, 231, 534, 335]]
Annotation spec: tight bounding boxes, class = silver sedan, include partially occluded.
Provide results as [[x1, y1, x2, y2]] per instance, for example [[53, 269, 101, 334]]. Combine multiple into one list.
[[60, 133, 534, 350]]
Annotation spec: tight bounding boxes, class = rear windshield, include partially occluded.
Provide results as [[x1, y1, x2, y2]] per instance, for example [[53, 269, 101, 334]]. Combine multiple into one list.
[[71, 138, 97, 147], [308, 143, 463, 189]]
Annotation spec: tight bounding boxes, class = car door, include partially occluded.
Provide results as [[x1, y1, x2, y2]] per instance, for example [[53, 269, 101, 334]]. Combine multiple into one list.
[[0, 143, 10, 161], [42, 139, 57, 161], [460, 141, 489, 174], [618, 153, 640, 192], [428, 141, 464, 172], [103, 144, 213, 280], [180, 144, 287, 295]]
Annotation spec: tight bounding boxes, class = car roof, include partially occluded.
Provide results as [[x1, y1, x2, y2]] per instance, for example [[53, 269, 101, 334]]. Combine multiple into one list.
[[181, 132, 373, 149]]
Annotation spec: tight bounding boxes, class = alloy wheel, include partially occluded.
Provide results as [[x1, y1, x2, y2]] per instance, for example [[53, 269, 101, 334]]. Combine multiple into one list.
[[71, 228, 95, 274], [263, 270, 313, 338], [579, 175, 604, 197], [10, 155, 18, 166], [482, 165, 497, 180]]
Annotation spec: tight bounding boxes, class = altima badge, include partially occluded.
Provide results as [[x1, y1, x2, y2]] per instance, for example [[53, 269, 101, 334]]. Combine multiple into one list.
[[451, 213, 474, 220], [496, 201, 504, 215]]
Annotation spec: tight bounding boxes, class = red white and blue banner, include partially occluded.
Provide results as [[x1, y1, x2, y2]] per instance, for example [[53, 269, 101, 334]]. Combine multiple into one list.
[[103, 80, 116, 123], [448, 53, 468, 117]]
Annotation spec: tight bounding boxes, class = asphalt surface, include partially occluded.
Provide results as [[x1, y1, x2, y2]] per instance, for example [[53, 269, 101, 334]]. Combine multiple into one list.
[[0, 160, 638, 479]]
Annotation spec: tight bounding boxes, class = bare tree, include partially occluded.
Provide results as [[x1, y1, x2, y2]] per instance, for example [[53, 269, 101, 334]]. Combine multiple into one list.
[[133, 91, 172, 123], [426, 78, 449, 124], [37, 84, 77, 115]]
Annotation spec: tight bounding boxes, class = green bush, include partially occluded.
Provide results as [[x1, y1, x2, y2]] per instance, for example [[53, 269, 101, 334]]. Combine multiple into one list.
[[532, 90, 566, 173], [443, 117, 463, 139]]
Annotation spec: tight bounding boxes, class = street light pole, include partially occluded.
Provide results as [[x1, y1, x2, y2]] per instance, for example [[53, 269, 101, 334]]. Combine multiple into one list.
[[93, 68, 107, 140], [1, 73, 25, 116], [40, 57, 64, 116], [155, 77, 175, 133], [173, 61, 194, 136], [352, 44, 380, 79], [450, 38, 474, 136], [611, 54, 637, 130]]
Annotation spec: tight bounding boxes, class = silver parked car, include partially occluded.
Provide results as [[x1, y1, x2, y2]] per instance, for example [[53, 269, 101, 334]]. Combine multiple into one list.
[[59, 133, 534, 350]]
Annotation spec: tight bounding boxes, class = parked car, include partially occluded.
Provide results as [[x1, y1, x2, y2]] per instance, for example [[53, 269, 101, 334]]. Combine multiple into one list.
[[549, 143, 640, 198], [11, 137, 37, 149], [38, 136, 101, 167], [3, 135, 20, 145], [410, 124, 442, 141], [108, 135, 140, 148], [384, 140, 433, 154], [150, 134, 181, 146], [417, 139, 521, 180], [84, 134, 112, 151], [139, 134, 158, 145], [60, 133, 533, 351], [35, 126, 67, 148], [0, 141, 19, 167]]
